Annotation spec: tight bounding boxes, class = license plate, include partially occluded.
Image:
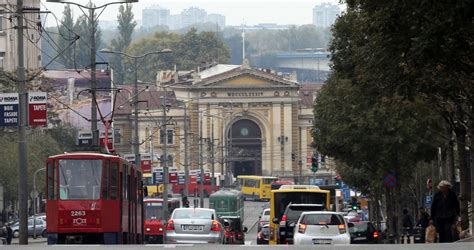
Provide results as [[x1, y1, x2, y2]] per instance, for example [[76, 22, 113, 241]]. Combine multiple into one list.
[[313, 239, 332, 244], [354, 237, 367, 240], [182, 225, 204, 231]]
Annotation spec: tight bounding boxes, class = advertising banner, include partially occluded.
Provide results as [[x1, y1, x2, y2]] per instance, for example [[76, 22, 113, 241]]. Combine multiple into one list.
[[0, 93, 19, 127], [28, 92, 47, 126]]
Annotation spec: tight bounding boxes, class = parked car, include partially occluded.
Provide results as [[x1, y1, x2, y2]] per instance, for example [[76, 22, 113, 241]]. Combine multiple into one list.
[[293, 211, 351, 245], [278, 203, 325, 244], [349, 221, 379, 244], [221, 216, 247, 244], [257, 224, 270, 245], [258, 208, 270, 231], [11, 218, 47, 238], [165, 208, 223, 244]]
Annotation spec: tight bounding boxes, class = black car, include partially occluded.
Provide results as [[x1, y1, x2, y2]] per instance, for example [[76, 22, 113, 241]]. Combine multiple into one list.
[[349, 221, 380, 244], [221, 216, 248, 245], [257, 224, 270, 245], [276, 203, 325, 244]]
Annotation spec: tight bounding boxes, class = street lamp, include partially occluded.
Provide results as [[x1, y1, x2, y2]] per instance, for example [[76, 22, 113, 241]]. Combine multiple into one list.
[[32, 167, 45, 239], [47, 0, 139, 146]]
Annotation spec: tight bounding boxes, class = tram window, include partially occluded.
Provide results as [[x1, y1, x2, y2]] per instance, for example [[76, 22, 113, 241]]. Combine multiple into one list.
[[122, 164, 128, 200], [110, 162, 118, 200], [47, 161, 56, 200], [102, 160, 110, 200]]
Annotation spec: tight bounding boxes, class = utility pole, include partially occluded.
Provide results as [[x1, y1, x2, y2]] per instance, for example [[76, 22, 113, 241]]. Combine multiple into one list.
[[90, 7, 98, 146], [133, 57, 140, 169], [162, 101, 169, 227], [183, 103, 190, 197], [16, 0, 28, 244], [199, 113, 204, 207], [210, 117, 215, 192]]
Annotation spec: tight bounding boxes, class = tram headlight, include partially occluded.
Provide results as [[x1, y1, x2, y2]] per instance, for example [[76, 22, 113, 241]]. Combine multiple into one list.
[[146, 228, 151, 232]]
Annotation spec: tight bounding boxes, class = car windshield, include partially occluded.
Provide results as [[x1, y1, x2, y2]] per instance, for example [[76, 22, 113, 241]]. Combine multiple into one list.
[[286, 205, 324, 222], [174, 209, 214, 219], [263, 210, 270, 216], [350, 223, 369, 233], [300, 214, 344, 225], [145, 202, 163, 220], [59, 159, 102, 200]]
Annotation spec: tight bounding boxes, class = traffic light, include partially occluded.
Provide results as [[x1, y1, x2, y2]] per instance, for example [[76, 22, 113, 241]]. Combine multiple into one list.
[[320, 155, 326, 165], [291, 152, 296, 161], [311, 153, 319, 172], [335, 175, 342, 188]]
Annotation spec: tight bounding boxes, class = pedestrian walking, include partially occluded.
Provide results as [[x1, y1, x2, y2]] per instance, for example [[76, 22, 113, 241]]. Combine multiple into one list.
[[430, 180, 460, 243], [5, 223, 12, 245], [402, 208, 413, 235]]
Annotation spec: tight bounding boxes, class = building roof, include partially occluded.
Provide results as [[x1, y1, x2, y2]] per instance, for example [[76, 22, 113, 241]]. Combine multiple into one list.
[[114, 86, 180, 115], [198, 64, 240, 79], [299, 83, 324, 107]]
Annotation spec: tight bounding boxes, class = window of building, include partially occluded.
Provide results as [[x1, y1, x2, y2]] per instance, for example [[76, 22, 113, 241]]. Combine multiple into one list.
[[114, 128, 121, 144], [160, 129, 174, 144]]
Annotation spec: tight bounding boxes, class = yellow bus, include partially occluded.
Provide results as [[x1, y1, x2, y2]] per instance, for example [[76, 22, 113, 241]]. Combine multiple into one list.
[[269, 185, 331, 245], [236, 175, 278, 201], [143, 173, 163, 197]]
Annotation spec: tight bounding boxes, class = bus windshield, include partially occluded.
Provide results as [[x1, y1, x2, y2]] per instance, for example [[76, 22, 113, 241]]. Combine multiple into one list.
[[273, 192, 328, 221], [145, 202, 163, 220], [59, 159, 102, 200]]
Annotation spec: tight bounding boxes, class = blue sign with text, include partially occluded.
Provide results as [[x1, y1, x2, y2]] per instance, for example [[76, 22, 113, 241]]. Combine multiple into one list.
[[0, 93, 19, 127]]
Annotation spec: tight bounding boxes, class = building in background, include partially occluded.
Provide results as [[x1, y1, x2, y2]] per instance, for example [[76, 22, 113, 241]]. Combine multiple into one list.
[[142, 6, 225, 31], [312, 2, 341, 28], [0, 0, 41, 72], [142, 5, 170, 29]]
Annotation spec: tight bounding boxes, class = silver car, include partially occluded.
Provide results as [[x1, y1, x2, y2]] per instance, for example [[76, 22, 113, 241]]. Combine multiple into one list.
[[165, 208, 223, 244], [258, 208, 270, 231], [11, 218, 47, 238], [293, 211, 350, 245]]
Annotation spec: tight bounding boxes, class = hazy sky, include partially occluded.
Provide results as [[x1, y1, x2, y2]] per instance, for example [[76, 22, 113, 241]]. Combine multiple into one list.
[[42, 0, 345, 27]]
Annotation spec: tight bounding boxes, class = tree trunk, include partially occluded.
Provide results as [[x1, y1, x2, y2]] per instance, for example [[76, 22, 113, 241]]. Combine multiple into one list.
[[445, 127, 455, 185], [469, 114, 474, 236], [455, 125, 469, 230]]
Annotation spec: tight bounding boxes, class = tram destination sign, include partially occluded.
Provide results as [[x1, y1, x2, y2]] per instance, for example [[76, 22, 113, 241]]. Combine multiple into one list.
[[28, 92, 47, 126], [0, 93, 19, 127]]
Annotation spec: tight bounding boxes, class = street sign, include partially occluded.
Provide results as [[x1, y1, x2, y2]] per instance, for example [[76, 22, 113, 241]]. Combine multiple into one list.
[[0, 93, 19, 127], [140, 154, 152, 173], [77, 130, 93, 146], [342, 188, 351, 202], [383, 171, 396, 189], [424, 194, 433, 208], [28, 92, 47, 126]]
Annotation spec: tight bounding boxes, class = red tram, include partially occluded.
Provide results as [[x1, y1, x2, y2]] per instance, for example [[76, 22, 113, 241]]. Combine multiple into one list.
[[143, 198, 180, 243], [45, 152, 143, 244]]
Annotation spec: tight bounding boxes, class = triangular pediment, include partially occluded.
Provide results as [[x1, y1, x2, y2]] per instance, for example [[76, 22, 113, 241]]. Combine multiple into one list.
[[195, 68, 298, 89]]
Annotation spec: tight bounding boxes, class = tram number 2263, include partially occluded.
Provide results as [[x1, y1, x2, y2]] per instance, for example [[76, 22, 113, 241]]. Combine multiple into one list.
[[71, 211, 86, 217]]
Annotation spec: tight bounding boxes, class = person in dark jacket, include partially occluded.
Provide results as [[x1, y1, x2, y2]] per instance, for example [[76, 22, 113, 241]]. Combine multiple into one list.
[[402, 209, 413, 235], [430, 180, 460, 243], [5, 223, 12, 245]]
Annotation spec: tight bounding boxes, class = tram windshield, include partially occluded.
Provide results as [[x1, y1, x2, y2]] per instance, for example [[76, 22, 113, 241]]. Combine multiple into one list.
[[59, 159, 103, 200], [145, 202, 163, 220]]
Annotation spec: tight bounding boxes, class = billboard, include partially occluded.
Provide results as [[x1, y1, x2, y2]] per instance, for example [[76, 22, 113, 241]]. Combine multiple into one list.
[[0, 93, 19, 127], [28, 92, 47, 126]]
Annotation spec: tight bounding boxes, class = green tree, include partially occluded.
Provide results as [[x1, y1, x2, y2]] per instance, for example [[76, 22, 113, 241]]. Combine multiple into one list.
[[57, 4, 75, 69], [109, 4, 137, 85]]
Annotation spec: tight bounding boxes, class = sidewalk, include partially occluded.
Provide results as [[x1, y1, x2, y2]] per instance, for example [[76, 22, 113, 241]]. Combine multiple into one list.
[[11, 237, 46, 245]]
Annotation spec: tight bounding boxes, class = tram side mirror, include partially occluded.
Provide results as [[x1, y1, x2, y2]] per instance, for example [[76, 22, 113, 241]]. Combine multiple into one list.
[[243, 227, 248, 233], [348, 222, 354, 228], [273, 218, 280, 224]]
